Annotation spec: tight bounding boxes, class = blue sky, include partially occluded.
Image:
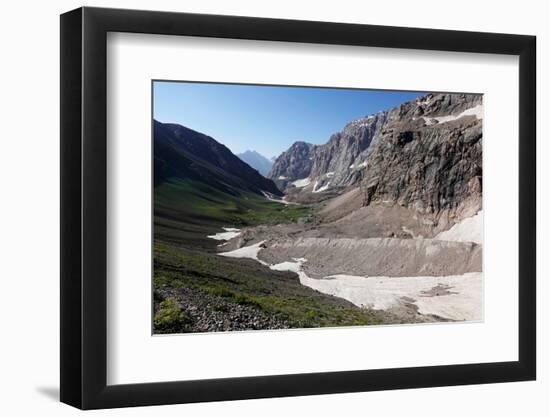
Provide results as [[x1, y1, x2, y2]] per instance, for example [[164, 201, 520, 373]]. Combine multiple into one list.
[[153, 81, 426, 159]]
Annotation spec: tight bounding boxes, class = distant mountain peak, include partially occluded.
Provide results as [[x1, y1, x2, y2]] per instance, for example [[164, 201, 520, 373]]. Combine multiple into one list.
[[237, 150, 273, 177], [240, 149, 261, 156]]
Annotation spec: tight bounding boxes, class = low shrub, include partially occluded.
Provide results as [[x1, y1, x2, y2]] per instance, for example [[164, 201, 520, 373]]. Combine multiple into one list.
[[153, 297, 192, 333]]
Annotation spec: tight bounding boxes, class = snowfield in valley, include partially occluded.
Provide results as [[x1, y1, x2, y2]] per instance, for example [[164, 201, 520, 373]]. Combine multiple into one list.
[[216, 211, 483, 322], [291, 178, 311, 188], [219, 241, 268, 265], [207, 227, 241, 241], [435, 211, 483, 244]]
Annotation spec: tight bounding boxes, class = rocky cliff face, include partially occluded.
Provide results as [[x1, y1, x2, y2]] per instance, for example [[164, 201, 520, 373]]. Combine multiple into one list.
[[268, 113, 388, 191], [270, 93, 482, 222], [359, 93, 482, 223], [268, 141, 316, 180]]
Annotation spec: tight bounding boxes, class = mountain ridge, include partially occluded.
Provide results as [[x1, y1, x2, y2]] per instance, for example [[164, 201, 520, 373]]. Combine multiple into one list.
[[269, 93, 483, 223], [154, 120, 282, 196]]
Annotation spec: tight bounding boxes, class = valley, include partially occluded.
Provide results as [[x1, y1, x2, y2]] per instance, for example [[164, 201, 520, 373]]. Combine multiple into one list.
[[153, 92, 483, 334]]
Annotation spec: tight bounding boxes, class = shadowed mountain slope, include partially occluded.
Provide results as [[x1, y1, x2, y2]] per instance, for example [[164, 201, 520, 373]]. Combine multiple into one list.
[[154, 120, 282, 196]]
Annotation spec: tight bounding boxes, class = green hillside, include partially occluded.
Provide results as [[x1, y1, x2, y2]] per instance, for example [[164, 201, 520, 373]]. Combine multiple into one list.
[[154, 178, 310, 248]]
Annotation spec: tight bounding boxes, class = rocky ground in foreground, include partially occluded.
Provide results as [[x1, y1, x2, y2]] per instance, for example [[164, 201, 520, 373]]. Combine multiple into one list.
[[155, 286, 291, 333], [155, 282, 440, 334], [152, 240, 431, 334]]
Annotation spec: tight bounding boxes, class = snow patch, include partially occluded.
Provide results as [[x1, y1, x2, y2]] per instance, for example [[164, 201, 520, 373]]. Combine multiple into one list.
[[261, 191, 297, 205], [270, 258, 310, 281], [424, 104, 483, 125], [317, 272, 482, 321], [277, 176, 288, 180], [349, 161, 365, 169], [313, 181, 331, 193], [268, 255, 482, 321], [417, 96, 432, 107], [207, 227, 241, 241], [348, 115, 376, 128], [435, 211, 483, 244], [219, 241, 268, 265], [325, 172, 335, 178], [216, 240, 481, 321], [292, 178, 311, 188]]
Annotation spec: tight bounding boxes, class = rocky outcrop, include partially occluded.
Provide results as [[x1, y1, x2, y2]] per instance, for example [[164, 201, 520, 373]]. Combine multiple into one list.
[[268, 141, 316, 180], [268, 113, 388, 191], [270, 93, 482, 222], [307, 112, 389, 191], [359, 94, 482, 224]]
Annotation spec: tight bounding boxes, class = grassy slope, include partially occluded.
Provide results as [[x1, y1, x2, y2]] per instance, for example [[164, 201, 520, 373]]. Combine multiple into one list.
[[154, 178, 310, 248], [154, 242, 390, 330], [153, 178, 398, 332]]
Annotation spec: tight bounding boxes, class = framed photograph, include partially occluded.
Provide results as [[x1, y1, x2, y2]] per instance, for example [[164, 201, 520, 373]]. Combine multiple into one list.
[[60, 6, 536, 409]]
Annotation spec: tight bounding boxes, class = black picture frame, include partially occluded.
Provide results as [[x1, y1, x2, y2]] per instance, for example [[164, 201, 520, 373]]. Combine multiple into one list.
[[60, 6, 536, 410]]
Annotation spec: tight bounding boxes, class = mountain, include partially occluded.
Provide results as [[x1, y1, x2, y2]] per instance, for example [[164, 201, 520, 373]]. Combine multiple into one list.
[[269, 93, 482, 219], [357, 93, 482, 219], [154, 120, 282, 196], [237, 150, 273, 177], [267, 141, 316, 180]]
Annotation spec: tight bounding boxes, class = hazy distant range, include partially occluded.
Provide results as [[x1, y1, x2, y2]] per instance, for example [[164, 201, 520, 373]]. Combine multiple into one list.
[[237, 150, 274, 177]]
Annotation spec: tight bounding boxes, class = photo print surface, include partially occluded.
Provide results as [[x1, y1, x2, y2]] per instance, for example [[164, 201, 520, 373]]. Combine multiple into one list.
[[152, 81, 483, 334]]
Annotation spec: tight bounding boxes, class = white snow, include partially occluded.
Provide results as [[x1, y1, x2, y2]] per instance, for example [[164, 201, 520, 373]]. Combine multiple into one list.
[[419, 97, 432, 106], [270, 258, 310, 280], [211, 211, 483, 322], [268, 257, 481, 321], [321, 272, 482, 321], [325, 172, 335, 178], [349, 162, 366, 169], [435, 211, 483, 244], [423, 104, 483, 126], [212, 208, 484, 322], [313, 181, 331, 193], [292, 178, 311, 188], [219, 241, 268, 265], [207, 227, 241, 241], [282, 196, 300, 205], [277, 176, 288, 180], [348, 115, 376, 128], [261, 191, 297, 205]]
